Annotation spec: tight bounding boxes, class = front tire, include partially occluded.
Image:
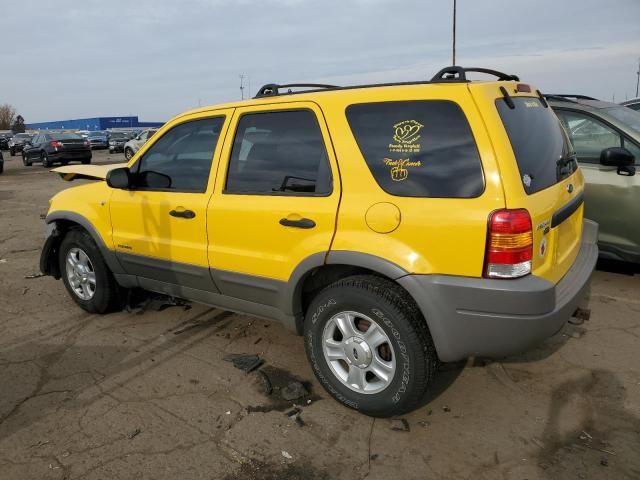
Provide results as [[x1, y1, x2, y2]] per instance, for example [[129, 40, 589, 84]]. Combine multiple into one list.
[[304, 275, 438, 417], [10, 148, 15, 156], [59, 229, 122, 314], [124, 148, 134, 160], [22, 154, 32, 166]]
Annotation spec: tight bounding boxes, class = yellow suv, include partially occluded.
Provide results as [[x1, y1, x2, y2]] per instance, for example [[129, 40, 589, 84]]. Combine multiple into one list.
[[41, 67, 598, 417]]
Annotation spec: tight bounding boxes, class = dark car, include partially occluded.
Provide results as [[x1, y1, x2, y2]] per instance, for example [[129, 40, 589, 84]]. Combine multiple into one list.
[[86, 131, 109, 149], [8, 133, 33, 156], [107, 131, 130, 153], [0, 149, 4, 174], [22, 132, 91, 167], [0, 132, 12, 150]]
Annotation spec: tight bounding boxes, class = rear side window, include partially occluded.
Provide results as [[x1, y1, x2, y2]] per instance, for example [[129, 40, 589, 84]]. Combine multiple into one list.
[[497, 97, 577, 194], [346, 101, 484, 198], [225, 110, 332, 195]]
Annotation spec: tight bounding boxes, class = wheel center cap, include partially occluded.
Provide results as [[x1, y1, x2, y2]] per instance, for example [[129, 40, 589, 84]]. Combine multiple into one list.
[[344, 337, 372, 368]]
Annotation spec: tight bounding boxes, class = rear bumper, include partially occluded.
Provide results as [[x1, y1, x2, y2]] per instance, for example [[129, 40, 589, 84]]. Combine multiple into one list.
[[399, 219, 599, 362], [49, 150, 92, 159]]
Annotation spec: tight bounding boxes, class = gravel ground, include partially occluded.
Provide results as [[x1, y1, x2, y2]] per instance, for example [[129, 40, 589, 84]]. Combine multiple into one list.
[[0, 149, 639, 480]]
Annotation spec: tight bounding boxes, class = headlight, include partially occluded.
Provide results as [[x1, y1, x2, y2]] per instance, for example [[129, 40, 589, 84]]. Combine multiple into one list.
[[109, 141, 116, 145]]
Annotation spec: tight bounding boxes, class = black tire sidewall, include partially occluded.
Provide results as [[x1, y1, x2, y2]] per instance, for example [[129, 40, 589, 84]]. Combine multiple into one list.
[[305, 283, 429, 417], [58, 229, 116, 314]]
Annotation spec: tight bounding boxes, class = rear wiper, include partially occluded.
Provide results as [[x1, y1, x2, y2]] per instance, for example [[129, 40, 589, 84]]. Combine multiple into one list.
[[557, 152, 577, 167]]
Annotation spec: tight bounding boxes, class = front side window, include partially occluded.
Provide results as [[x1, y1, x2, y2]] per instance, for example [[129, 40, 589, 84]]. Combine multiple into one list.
[[346, 101, 484, 198], [225, 110, 332, 195], [555, 110, 622, 162], [134, 117, 224, 192], [497, 98, 577, 193]]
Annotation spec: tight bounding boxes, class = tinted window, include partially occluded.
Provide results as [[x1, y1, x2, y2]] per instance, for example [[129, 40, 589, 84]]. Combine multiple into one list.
[[135, 117, 224, 192], [346, 101, 484, 197], [603, 106, 640, 132], [555, 110, 622, 163], [225, 110, 332, 195], [497, 98, 577, 194]]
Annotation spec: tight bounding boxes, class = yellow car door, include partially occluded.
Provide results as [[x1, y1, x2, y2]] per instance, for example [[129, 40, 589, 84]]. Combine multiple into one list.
[[110, 111, 232, 290], [207, 102, 340, 302]]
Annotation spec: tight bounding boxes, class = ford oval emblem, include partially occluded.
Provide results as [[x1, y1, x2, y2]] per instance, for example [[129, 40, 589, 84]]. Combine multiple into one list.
[[567, 183, 574, 193]]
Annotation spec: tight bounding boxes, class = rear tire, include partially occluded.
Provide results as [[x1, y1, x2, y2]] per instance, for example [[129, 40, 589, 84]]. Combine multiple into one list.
[[304, 275, 438, 417], [10, 148, 15, 156], [41, 152, 52, 168], [81, 157, 91, 164], [59, 228, 122, 314]]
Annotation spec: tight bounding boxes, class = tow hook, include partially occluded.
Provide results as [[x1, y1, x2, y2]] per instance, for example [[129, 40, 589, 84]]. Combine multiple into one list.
[[569, 307, 591, 325]]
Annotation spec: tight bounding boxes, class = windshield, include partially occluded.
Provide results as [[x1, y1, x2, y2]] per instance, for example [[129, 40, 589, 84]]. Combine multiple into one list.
[[496, 97, 577, 194], [16, 133, 31, 139], [603, 106, 640, 132], [110, 132, 126, 139], [89, 131, 106, 136]]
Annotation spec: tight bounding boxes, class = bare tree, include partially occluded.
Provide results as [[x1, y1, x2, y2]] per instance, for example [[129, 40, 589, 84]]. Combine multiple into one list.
[[0, 104, 16, 130]]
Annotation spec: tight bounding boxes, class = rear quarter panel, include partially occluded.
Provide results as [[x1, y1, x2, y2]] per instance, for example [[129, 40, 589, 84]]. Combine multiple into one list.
[[320, 84, 505, 277]]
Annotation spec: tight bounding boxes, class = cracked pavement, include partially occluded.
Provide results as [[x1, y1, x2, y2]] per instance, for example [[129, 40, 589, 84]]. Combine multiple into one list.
[[0, 151, 639, 479]]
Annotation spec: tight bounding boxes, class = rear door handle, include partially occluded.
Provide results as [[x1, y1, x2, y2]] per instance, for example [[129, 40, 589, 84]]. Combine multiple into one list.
[[279, 217, 316, 229], [169, 209, 196, 219]]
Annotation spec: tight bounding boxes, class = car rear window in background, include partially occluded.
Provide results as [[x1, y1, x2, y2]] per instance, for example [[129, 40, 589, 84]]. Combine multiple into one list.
[[346, 101, 484, 198], [497, 97, 577, 194], [51, 133, 82, 140], [603, 105, 640, 132]]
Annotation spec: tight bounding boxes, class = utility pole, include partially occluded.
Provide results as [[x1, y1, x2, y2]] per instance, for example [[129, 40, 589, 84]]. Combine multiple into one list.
[[239, 74, 246, 100], [636, 57, 640, 98], [452, 0, 457, 65]]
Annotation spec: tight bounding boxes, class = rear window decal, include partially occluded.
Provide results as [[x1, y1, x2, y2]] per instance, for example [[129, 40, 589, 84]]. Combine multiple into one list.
[[390, 119, 423, 153], [384, 157, 422, 182]]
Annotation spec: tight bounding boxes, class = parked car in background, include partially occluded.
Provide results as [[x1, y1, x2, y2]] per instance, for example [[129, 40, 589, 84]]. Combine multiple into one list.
[[0, 131, 12, 150], [123, 128, 157, 159], [22, 132, 91, 167], [75, 130, 90, 138], [548, 94, 640, 264], [107, 131, 131, 153], [8, 133, 34, 156], [621, 98, 640, 111], [86, 131, 109, 149], [0, 149, 4, 174]]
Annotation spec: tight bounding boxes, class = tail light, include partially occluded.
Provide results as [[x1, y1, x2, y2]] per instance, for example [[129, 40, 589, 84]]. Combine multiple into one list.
[[84, 141, 90, 147], [484, 209, 533, 279], [50, 141, 64, 148]]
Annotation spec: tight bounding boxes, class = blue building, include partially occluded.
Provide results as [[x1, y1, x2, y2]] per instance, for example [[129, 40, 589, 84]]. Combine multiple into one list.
[[27, 116, 164, 131]]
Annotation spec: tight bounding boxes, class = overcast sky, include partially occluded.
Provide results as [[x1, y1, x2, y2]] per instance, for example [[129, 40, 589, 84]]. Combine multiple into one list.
[[2, 0, 639, 123]]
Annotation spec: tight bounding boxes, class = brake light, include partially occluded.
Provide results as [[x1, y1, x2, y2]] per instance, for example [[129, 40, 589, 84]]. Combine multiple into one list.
[[50, 141, 63, 148], [84, 141, 90, 147], [484, 209, 533, 279]]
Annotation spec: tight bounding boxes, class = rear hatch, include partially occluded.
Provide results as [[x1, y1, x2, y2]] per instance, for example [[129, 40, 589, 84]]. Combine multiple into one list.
[[59, 138, 88, 151], [470, 83, 584, 284]]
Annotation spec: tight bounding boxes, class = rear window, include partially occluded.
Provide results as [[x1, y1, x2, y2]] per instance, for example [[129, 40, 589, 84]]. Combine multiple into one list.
[[496, 97, 577, 194], [346, 101, 484, 198], [52, 133, 81, 140]]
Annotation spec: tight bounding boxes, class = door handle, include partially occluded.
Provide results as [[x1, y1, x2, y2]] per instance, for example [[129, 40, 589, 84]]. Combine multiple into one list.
[[169, 209, 196, 219], [279, 217, 316, 229]]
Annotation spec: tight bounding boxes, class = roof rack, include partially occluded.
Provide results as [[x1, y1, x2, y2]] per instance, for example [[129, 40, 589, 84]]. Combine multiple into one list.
[[253, 66, 521, 98], [255, 83, 338, 98], [430, 66, 519, 82]]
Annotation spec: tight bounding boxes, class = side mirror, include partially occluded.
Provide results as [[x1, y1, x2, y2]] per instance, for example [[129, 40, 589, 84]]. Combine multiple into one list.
[[106, 167, 131, 189], [600, 147, 635, 176]]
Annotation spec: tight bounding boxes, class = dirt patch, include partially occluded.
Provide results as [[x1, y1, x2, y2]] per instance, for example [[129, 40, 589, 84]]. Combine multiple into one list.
[[246, 365, 320, 413], [223, 458, 330, 480]]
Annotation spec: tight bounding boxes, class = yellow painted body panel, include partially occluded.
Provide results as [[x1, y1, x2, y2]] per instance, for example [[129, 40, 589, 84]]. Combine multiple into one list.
[[109, 109, 234, 267], [207, 102, 340, 281], [318, 84, 505, 277], [52, 162, 127, 181], [47, 182, 115, 249]]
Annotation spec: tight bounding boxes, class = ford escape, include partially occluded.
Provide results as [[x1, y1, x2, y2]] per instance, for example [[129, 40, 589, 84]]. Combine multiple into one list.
[[40, 66, 598, 417]]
